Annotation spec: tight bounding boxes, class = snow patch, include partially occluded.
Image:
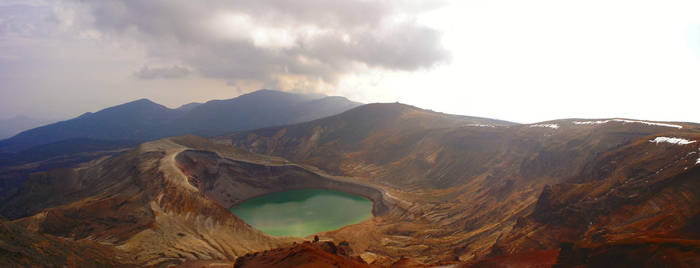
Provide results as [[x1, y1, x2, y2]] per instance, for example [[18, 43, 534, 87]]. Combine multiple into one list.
[[696, 157, 700, 165], [572, 119, 683, 129], [648, 137, 696, 145], [530, 124, 559, 129], [615, 119, 683, 129], [573, 120, 610, 125]]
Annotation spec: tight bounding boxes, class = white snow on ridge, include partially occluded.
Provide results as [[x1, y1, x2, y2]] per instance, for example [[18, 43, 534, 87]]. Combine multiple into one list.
[[648, 137, 696, 145], [696, 157, 700, 165], [530, 124, 559, 129], [572, 119, 683, 129], [615, 119, 683, 129], [573, 120, 611, 125]]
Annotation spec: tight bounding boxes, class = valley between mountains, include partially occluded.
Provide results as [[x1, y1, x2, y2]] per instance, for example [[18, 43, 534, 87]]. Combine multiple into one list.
[[1, 91, 699, 267]]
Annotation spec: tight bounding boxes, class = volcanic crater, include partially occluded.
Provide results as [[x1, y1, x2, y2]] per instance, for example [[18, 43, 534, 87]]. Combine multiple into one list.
[[174, 149, 398, 220]]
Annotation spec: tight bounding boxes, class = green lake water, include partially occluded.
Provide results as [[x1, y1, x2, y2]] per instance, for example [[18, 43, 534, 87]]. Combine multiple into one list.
[[230, 189, 373, 237]]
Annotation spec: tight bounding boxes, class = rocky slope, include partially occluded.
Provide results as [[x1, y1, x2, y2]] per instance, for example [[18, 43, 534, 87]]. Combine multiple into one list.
[[0, 219, 125, 267], [232, 241, 372, 268], [0, 136, 311, 266], [0, 134, 412, 267], [0, 138, 136, 200], [219, 103, 700, 265], [492, 132, 700, 267], [1, 102, 699, 266]]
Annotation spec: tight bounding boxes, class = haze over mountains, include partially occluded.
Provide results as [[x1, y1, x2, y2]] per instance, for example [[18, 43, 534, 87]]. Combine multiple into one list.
[[1, 91, 699, 267], [0, 116, 58, 140], [0, 90, 361, 153]]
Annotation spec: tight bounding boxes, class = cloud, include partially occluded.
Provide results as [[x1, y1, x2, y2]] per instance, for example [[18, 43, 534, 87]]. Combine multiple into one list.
[[0, 2, 53, 39], [61, 0, 449, 91], [134, 65, 190, 80]]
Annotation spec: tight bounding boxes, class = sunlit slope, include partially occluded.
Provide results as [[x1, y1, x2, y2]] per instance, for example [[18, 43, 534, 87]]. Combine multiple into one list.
[[0, 136, 297, 266]]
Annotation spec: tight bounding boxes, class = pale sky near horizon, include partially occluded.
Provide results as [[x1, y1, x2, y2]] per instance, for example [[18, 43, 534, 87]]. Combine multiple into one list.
[[1, 0, 700, 124]]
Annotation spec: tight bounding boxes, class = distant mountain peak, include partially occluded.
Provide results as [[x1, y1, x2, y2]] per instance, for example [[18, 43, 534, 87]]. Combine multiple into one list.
[[313, 95, 352, 101], [341, 102, 426, 115], [95, 98, 171, 115], [242, 89, 292, 97], [120, 98, 161, 107], [251, 88, 278, 93]]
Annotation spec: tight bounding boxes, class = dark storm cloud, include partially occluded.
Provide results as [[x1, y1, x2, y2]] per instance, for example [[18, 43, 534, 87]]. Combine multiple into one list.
[[134, 65, 190, 80], [68, 0, 449, 90]]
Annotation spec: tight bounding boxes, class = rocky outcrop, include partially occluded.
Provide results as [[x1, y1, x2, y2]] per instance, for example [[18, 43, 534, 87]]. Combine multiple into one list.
[[233, 241, 371, 268], [491, 133, 700, 264]]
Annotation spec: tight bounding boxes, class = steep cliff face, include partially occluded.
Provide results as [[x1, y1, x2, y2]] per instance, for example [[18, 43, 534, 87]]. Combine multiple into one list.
[[175, 150, 393, 216], [493, 133, 700, 267]]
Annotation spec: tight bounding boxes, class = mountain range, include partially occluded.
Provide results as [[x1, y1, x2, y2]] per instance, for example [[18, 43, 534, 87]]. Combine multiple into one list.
[[0, 90, 361, 153], [1, 93, 699, 267]]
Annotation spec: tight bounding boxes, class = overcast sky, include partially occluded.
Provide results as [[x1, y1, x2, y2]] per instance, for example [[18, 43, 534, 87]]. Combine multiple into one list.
[[2, 0, 700, 123]]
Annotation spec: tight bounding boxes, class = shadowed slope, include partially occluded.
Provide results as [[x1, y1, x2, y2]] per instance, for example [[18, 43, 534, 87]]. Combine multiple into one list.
[[233, 241, 371, 268], [0, 99, 176, 153], [0, 219, 125, 267], [175, 90, 361, 137], [0, 89, 361, 153]]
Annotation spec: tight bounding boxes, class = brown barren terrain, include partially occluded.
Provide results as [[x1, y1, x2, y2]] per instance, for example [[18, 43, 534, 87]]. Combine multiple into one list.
[[1, 103, 699, 267]]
